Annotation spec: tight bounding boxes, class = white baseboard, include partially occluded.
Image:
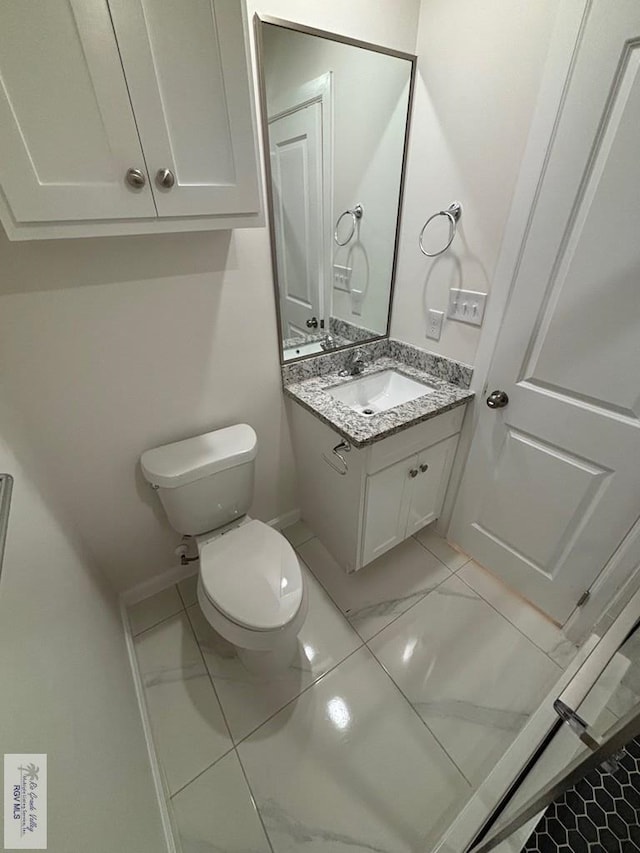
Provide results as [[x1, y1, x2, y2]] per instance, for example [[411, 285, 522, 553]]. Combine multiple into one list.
[[266, 507, 301, 530], [119, 599, 177, 853], [120, 561, 198, 607], [119, 509, 301, 606]]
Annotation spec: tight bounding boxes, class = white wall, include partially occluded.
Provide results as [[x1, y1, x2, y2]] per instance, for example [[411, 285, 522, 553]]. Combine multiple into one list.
[[0, 228, 297, 592], [0, 0, 420, 594], [0, 396, 165, 852], [249, 0, 420, 53], [391, 0, 560, 366]]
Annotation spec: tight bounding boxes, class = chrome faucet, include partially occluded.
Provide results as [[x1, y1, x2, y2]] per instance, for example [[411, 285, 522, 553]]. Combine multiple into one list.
[[346, 353, 368, 376], [320, 333, 336, 352]]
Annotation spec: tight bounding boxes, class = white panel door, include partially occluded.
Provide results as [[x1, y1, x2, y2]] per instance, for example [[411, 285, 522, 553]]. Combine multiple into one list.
[[0, 0, 155, 223], [406, 436, 458, 537], [362, 455, 415, 566], [107, 0, 260, 218], [450, 0, 640, 624], [269, 103, 323, 338]]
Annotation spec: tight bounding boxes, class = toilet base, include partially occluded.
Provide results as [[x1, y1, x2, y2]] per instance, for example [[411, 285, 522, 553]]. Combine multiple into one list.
[[196, 573, 308, 676]]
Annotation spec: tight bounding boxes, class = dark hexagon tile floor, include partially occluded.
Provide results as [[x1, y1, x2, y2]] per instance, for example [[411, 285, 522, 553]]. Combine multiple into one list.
[[523, 736, 640, 852]]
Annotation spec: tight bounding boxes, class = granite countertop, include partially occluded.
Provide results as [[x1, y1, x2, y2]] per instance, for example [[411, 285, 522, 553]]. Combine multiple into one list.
[[283, 356, 474, 448]]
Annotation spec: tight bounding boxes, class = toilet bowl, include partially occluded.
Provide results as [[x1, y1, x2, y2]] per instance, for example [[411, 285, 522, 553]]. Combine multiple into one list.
[[195, 518, 308, 674], [140, 424, 307, 674]]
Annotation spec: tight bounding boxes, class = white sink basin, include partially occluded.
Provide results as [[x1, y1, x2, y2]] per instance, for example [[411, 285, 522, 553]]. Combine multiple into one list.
[[327, 369, 435, 416], [284, 340, 324, 358]]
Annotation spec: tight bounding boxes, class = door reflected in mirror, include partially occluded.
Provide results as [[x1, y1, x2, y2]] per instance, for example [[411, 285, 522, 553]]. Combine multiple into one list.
[[255, 18, 415, 362]]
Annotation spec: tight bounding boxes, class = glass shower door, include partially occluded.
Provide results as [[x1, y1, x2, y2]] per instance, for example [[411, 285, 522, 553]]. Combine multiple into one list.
[[470, 587, 640, 852]]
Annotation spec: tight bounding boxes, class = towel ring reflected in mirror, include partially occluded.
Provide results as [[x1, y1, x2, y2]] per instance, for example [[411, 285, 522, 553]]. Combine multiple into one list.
[[418, 201, 462, 257], [334, 204, 363, 246]]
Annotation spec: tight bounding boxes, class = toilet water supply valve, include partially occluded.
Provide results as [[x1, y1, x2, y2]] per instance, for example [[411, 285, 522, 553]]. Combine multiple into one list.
[[175, 536, 198, 566]]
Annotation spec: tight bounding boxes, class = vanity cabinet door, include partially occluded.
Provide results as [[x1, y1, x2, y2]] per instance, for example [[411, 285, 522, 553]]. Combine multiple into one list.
[[0, 0, 156, 225], [107, 0, 260, 218], [405, 436, 459, 537], [361, 455, 416, 565]]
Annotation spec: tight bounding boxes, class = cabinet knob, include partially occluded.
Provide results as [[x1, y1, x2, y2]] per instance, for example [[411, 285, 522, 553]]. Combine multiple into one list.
[[156, 168, 175, 189], [125, 168, 146, 189], [419, 463, 429, 473], [409, 468, 418, 478]]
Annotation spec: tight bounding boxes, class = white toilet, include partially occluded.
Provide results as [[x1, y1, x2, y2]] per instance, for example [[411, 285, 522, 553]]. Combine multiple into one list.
[[140, 424, 307, 674]]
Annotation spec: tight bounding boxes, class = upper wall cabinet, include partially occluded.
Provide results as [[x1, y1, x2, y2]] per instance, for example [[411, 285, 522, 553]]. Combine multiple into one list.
[[0, 0, 262, 240]]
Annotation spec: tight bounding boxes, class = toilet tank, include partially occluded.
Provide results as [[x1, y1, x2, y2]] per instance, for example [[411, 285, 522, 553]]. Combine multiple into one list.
[[140, 424, 257, 535]]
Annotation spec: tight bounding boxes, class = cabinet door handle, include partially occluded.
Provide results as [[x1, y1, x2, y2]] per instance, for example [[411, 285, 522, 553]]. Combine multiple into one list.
[[409, 468, 418, 478], [156, 168, 175, 189], [126, 168, 146, 189], [420, 463, 429, 473]]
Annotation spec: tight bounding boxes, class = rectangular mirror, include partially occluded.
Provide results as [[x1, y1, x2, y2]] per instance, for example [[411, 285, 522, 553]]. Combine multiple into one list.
[[254, 16, 416, 363]]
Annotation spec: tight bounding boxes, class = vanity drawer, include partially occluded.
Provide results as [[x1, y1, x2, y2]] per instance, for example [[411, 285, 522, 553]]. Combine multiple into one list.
[[365, 405, 465, 474]]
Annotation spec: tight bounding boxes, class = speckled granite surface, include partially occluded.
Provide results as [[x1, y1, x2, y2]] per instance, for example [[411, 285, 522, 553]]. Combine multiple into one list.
[[282, 331, 350, 356], [282, 341, 474, 447], [329, 316, 380, 344], [282, 338, 473, 387]]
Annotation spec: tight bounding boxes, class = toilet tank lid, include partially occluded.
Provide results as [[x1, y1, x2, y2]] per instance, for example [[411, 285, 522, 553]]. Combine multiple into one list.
[[140, 424, 257, 489]]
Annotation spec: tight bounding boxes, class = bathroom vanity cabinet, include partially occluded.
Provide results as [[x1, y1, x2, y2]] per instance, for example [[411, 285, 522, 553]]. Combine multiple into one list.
[[290, 402, 466, 572], [0, 0, 261, 240]]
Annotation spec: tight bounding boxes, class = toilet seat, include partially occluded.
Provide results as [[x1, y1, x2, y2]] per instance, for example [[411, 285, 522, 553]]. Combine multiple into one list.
[[198, 519, 303, 631]]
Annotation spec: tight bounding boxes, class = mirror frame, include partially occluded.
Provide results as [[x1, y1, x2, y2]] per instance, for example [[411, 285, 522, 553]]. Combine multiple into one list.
[[253, 14, 417, 365]]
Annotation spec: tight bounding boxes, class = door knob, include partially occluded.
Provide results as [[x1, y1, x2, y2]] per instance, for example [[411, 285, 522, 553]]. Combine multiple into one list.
[[419, 463, 429, 473], [306, 317, 319, 329], [486, 389, 509, 409], [125, 168, 146, 189], [409, 468, 419, 478], [156, 168, 175, 189]]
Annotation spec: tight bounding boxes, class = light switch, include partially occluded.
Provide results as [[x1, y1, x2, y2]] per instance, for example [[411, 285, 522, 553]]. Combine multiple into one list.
[[426, 309, 444, 341], [447, 289, 487, 326], [333, 264, 352, 292]]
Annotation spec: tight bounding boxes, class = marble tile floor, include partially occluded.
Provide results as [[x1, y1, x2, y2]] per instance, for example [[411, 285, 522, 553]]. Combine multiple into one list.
[[128, 523, 579, 853]]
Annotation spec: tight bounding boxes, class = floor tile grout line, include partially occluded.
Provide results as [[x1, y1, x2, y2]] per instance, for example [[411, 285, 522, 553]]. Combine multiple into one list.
[[294, 544, 348, 615], [411, 531, 470, 572], [182, 602, 237, 746], [176, 578, 197, 611], [295, 538, 454, 646], [285, 529, 315, 549], [168, 744, 236, 800], [233, 745, 276, 853], [364, 640, 475, 788], [229, 642, 366, 748], [454, 571, 569, 672], [357, 570, 454, 645], [181, 587, 365, 757], [168, 643, 369, 821], [130, 604, 185, 639], [295, 552, 364, 643]]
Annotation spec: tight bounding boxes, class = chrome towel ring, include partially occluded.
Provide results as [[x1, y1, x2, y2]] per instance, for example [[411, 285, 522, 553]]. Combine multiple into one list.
[[322, 440, 351, 475], [418, 201, 462, 257], [334, 204, 363, 246]]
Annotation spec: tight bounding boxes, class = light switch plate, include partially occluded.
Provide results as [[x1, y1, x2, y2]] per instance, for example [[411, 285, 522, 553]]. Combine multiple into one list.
[[333, 264, 352, 292], [426, 309, 444, 341], [447, 289, 487, 326]]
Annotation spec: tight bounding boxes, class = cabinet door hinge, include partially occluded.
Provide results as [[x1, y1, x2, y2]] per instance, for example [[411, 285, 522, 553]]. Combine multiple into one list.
[[576, 590, 591, 607]]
